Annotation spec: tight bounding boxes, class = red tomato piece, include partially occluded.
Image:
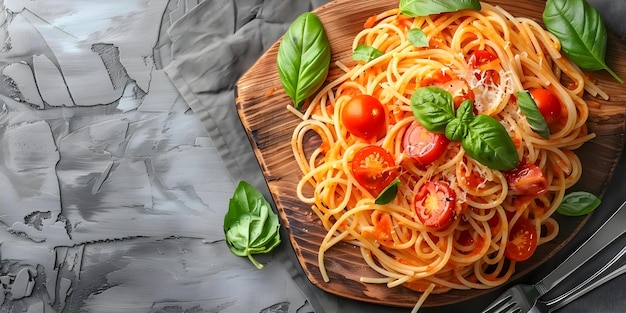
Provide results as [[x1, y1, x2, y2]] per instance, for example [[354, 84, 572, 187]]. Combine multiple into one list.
[[413, 181, 456, 229], [402, 121, 450, 166], [503, 161, 548, 196], [351, 146, 398, 195], [529, 88, 564, 128], [365, 213, 395, 247], [504, 217, 538, 262], [341, 95, 387, 140], [468, 49, 500, 84]]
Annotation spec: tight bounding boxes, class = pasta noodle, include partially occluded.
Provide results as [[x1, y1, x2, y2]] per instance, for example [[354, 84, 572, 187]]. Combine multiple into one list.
[[289, 3, 598, 306]]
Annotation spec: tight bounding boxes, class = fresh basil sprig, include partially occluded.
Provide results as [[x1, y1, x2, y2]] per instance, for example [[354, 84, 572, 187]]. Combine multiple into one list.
[[411, 87, 520, 170], [353, 45, 384, 63], [277, 12, 332, 109], [557, 191, 601, 216], [400, 0, 481, 17], [375, 178, 401, 205], [517, 91, 551, 139], [223, 181, 281, 269], [408, 28, 429, 47], [543, 0, 624, 83]]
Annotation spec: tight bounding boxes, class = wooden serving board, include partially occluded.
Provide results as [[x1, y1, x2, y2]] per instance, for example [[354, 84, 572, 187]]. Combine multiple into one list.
[[235, 0, 626, 308]]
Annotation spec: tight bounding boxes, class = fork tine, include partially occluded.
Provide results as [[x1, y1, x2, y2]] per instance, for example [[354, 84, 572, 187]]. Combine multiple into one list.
[[482, 293, 514, 313], [495, 301, 518, 313]]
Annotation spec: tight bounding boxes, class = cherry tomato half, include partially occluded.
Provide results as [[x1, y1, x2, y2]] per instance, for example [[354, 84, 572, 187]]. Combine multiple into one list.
[[504, 217, 538, 262], [341, 95, 387, 140], [413, 180, 457, 229], [402, 121, 450, 166], [529, 88, 563, 128], [468, 49, 500, 84], [351, 146, 398, 195], [503, 161, 548, 196]]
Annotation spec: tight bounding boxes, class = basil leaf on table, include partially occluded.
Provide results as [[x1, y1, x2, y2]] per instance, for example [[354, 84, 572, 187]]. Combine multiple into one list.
[[557, 191, 601, 216], [353, 45, 384, 63], [517, 90, 551, 139], [277, 12, 332, 109], [408, 28, 429, 47], [409, 86, 456, 133], [223, 181, 281, 269], [543, 0, 624, 83], [400, 0, 481, 17], [375, 178, 401, 205], [463, 115, 520, 171]]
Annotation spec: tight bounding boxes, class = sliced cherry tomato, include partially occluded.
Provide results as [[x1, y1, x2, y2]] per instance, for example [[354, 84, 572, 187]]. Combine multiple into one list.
[[504, 217, 538, 262], [341, 95, 387, 140], [402, 121, 450, 166], [351, 146, 398, 195], [468, 49, 500, 84], [529, 88, 563, 129], [413, 181, 457, 229], [503, 161, 548, 196]]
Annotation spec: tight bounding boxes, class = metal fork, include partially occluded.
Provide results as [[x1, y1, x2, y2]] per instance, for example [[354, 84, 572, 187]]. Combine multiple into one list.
[[481, 200, 626, 313], [529, 244, 626, 312]]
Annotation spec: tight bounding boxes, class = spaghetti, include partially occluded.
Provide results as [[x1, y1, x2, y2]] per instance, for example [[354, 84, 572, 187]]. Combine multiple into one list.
[[289, 2, 598, 305]]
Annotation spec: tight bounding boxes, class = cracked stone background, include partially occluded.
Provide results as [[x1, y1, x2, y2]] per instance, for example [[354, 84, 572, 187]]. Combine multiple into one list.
[[0, 0, 625, 313]]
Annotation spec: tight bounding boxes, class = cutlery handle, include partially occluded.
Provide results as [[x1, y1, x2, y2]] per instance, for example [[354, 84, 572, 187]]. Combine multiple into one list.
[[544, 245, 626, 312], [534, 200, 626, 294]]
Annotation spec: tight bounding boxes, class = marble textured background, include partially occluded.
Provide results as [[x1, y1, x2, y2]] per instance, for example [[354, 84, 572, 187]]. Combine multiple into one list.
[[0, 0, 315, 312]]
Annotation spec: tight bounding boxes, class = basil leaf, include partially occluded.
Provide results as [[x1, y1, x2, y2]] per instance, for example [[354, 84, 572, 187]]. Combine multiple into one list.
[[375, 178, 401, 205], [543, 0, 623, 83], [223, 181, 281, 269], [457, 99, 475, 124], [557, 191, 601, 216], [353, 45, 384, 63], [517, 90, 551, 139], [277, 12, 332, 109], [463, 115, 520, 170], [400, 0, 481, 17], [445, 118, 468, 142], [409, 86, 456, 133], [445, 100, 473, 141], [408, 28, 428, 47]]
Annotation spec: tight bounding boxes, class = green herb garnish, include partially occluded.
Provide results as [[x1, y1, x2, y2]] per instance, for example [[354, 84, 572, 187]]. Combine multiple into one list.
[[411, 86, 519, 170], [557, 191, 601, 216], [408, 28, 429, 47], [543, 0, 623, 83], [353, 45, 384, 63], [517, 90, 551, 139], [400, 0, 481, 17], [223, 181, 281, 269], [375, 178, 401, 205], [277, 12, 332, 108]]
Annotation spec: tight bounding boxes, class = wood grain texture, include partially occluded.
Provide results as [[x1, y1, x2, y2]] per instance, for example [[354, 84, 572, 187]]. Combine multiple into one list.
[[235, 0, 626, 308]]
